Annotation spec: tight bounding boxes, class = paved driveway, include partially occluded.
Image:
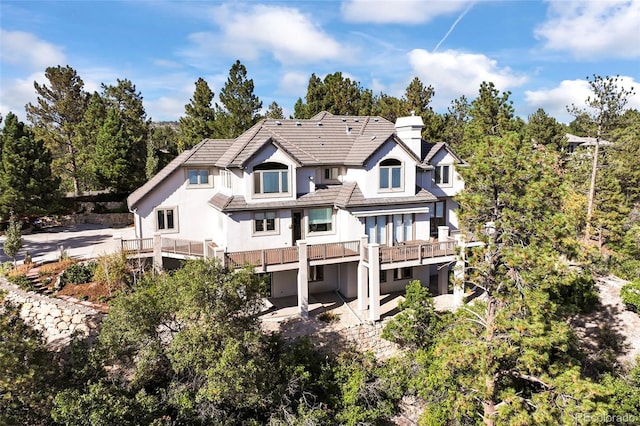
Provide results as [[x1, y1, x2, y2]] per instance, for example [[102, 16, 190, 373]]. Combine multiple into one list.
[[0, 224, 136, 264]]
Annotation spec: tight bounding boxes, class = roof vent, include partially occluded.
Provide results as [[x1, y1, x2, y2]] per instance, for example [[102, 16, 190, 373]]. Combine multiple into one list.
[[296, 121, 301, 126], [341, 118, 347, 122], [373, 117, 379, 122], [370, 135, 376, 141], [316, 122, 323, 126], [353, 118, 359, 122], [345, 125, 351, 135], [275, 120, 281, 125]]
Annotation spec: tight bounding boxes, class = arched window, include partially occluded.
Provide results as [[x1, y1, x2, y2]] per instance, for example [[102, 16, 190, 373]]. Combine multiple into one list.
[[379, 158, 402, 190], [253, 162, 289, 195]]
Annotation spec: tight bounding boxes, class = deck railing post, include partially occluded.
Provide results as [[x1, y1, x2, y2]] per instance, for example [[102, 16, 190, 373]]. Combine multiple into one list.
[[357, 236, 368, 311], [153, 233, 163, 272], [297, 241, 309, 318]]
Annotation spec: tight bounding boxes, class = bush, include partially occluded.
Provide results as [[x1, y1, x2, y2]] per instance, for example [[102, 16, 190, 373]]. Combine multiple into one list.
[[8, 274, 34, 291], [61, 262, 97, 285], [621, 280, 640, 313], [93, 251, 132, 296], [0, 262, 12, 277]]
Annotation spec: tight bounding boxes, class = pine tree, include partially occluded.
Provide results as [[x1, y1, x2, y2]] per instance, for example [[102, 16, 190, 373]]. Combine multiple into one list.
[[95, 79, 149, 192], [178, 78, 216, 152], [25, 65, 89, 195], [3, 213, 23, 268], [524, 108, 567, 152], [567, 75, 635, 241], [417, 134, 606, 425], [0, 113, 59, 217], [265, 101, 284, 119], [215, 60, 262, 138]]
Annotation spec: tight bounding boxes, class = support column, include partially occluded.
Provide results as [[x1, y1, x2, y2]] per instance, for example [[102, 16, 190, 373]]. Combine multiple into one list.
[[213, 247, 226, 268], [453, 237, 466, 308], [438, 264, 449, 295], [112, 234, 122, 253], [357, 236, 368, 311], [297, 240, 309, 318], [153, 232, 163, 272], [368, 243, 380, 322]]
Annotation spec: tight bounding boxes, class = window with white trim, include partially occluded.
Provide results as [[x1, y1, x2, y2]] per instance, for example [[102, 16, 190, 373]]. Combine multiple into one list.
[[309, 265, 324, 282], [187, 168, 210, 185], [365, 215, 387, 245], [380, 270, 387, 283], [379, 159, 403, 191], [156, 208, 176, 231], [253, 162, 289, 195], [221, 169, 232, 188], [254, 211, 277, 233], [308, 208, 333, 233], [434, 165, 451, 185]]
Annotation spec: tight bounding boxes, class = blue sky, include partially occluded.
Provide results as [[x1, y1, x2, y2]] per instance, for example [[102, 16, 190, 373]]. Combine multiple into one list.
[[1, 0, 639, 124]]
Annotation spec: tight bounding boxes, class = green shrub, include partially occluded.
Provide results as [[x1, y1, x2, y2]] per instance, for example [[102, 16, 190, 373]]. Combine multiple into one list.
[[0, 262, 12, 277], [621, 280, 640, 313], [61, 262, 96, 285], [8, 274, 34, 291], [93, 251, 131, 296]]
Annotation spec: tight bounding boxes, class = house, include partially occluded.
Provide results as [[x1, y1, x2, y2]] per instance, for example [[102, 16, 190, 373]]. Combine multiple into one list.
[[566, 133, 612, 154], [126, 112, 467, 321]]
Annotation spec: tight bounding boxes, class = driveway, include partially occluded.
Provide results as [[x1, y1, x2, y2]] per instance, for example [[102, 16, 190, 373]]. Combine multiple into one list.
[[0, 224, 136, 265]]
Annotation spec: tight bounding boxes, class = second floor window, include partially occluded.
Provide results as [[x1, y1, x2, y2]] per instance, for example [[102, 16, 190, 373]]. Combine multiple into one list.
[[221, 169, 232, 188], [253, 162, 289, 195], [254, 211, 276, 233], [188, 168, 209, 185], [309, 208, 332, 232], [156, 207, 176, 231], [434, 165, 451, 185], [380, 159, 402, 190]]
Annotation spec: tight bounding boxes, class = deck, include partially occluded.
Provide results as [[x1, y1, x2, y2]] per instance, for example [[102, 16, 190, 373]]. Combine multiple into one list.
[[122, 237, 457, 269]]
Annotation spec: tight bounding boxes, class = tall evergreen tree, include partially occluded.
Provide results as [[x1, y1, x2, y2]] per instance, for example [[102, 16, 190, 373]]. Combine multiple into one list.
[[524, 108, 567, 152], [94, 79, 149, 192], [25, 65, 89, 195], [73, 92, 107, 191], [178, 77, 216, 152], [146, 124, 179, 179], [609, 109, 640, 205], [215, 60, 262, 138], [265, 101, 284, 119], [402, 77, 444, 140], [441, 95, 470, 150], [0, 112, 59, 217], [417, 134, 605, 425], [567, 75, 635, 241]]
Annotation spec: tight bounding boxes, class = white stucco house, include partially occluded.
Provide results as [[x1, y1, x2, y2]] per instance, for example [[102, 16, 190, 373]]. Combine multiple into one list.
[[126, 112, 467, 321]]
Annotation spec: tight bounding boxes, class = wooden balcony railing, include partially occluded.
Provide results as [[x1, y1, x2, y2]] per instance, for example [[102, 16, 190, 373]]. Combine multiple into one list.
[[225, 246, 299, 269], [121, 238, 154, 253], [161, 238, 204, 257], [380, 240, 456, 264], [308, 240, 360, 261]]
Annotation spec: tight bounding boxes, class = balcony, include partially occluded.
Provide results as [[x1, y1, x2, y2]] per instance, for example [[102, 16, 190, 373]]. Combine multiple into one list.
[[121, 238, 457, 270]]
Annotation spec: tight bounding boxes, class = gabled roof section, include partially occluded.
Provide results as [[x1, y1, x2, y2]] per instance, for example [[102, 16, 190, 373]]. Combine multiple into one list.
[[128, 149, 192, 209], [128, 138, 233, 209], [215, 113, 398, 168], [420, 141, 467, 167]]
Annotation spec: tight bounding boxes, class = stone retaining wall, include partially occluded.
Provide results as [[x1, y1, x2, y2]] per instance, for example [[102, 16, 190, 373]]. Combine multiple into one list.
[[0, 279, 104, 350], [60, 213, 133, 227], [328, 318, 402, 360]]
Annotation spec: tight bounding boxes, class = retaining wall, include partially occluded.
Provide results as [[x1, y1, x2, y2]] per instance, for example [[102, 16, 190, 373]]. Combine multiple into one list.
[[0, 279, 104, 350]]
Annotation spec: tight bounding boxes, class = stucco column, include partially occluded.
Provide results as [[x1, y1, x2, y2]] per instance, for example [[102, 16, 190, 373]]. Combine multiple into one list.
[[213, 247, 226, 268], [297, 240, 309, 318], [112, 234, 122, 254], [367, 243, 380, 322], [437, 226, 450, 242], [438, 264, 449, 295], [153, 232, 163, 272], [357, 236, 368, 311]]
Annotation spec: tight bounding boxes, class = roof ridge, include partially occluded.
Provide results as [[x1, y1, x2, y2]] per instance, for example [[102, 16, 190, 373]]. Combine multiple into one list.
[[358, 116, 371, 135], [225, 121, 266, 166], [266, 127, 321, 163]]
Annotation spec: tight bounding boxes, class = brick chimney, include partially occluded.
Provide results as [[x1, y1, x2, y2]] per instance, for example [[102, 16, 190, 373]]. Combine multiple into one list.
[[394, 111, 423, 159]]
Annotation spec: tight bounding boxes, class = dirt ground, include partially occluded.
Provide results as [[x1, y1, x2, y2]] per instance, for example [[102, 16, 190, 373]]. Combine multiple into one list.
[[571, 275, 640, 368]]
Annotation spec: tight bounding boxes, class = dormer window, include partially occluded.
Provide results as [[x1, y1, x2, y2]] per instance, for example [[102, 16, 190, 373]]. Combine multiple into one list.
[[434, 165, 451, 186], [379, 159, 403, 191], [187, 168, 210, 186], [253, 162, 289, 195]]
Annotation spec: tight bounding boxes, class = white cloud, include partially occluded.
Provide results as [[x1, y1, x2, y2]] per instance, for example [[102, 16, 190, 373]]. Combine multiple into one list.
[[278, 72, 309, 96], [407, 49, 528, 108], [0, 30, 66, 70], [183, 4, 344, 65], [0, 72, 47, 121], [535, 0, 640, 59], [524, 76, 640, 123], [144, 96, 186, 122], [341, 0, 473, 24]]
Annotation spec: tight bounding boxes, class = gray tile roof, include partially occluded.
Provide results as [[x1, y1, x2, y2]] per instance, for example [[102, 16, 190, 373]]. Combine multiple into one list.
[[420, 141, 467, 167], [208, 182, 438, 213]]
